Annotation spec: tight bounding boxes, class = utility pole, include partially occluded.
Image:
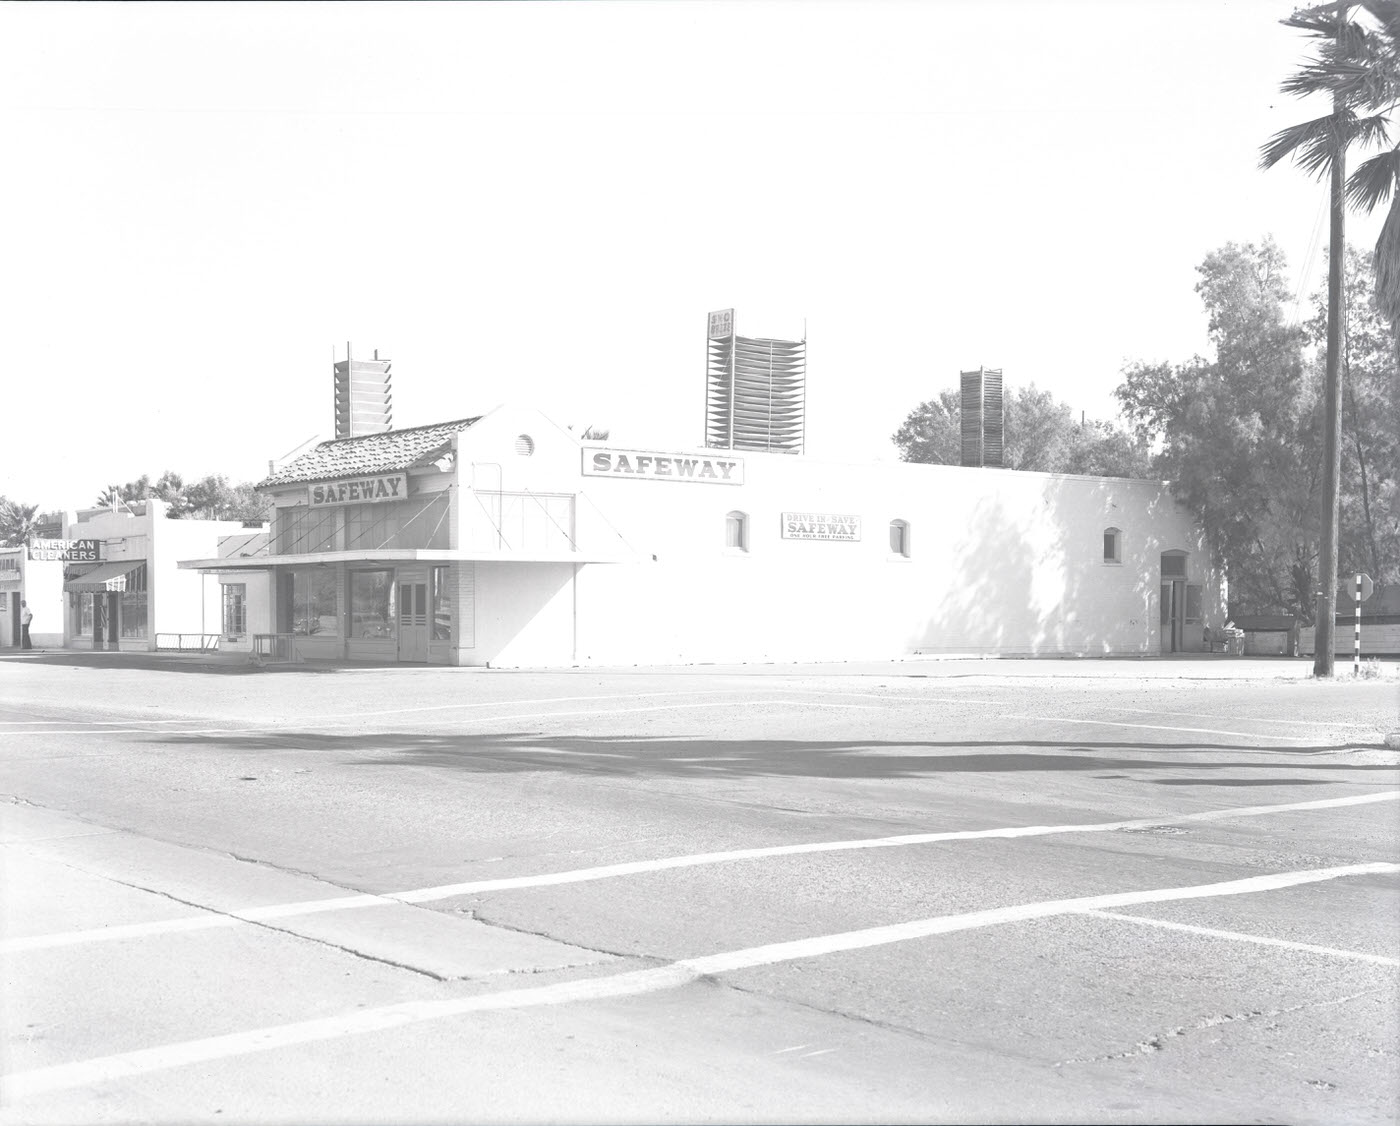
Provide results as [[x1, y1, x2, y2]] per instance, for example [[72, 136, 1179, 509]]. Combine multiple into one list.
[[1315, 5, 1348, 677]]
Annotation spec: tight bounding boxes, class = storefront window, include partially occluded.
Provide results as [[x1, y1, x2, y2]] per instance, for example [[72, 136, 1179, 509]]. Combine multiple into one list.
[[72, 592, 93, 636], [431, 565, 451, 641], [120, 592, 147, 638], [291, 569, 338, 636], [350, 570, 395, 639], [120, 563, 148, 639], [223, 583, 247, 638]]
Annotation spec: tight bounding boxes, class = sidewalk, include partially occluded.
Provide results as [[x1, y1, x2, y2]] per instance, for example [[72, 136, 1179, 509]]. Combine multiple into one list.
[[2, 647, 1395, 681]]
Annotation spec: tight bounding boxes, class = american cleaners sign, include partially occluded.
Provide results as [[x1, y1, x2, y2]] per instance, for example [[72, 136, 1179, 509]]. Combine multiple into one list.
[[309, 473, 408, 507], [584, 448, 744, 485], [782, 512, 861, 541], [28, 538, 101, 562]]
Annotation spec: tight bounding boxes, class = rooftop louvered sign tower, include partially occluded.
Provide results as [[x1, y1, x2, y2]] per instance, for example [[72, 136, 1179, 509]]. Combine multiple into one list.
[[959, 366, 1004, 468], [333, 345, 393, 440], [705, 309, 806, 454]]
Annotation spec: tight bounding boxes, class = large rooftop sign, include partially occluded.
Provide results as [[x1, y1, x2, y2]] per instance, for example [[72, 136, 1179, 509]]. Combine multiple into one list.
[[584, 448, 744, 485], [309, 473, 408, 507]]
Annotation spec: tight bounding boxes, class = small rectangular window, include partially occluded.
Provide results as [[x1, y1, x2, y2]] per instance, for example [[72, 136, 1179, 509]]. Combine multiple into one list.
[[725, 512, 747, 551], [431, 565, 452, 641], [222, 583, 247, 638], [1103, 528, 1123, 564], [1185, 584, 1203, 624], [889, 521, 910, 557]]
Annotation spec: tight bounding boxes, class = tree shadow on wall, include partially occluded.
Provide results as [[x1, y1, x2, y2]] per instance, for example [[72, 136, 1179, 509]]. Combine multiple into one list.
[[908, 474, 1187, 656]]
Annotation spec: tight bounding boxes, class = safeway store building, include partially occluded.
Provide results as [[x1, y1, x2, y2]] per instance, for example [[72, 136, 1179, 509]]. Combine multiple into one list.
[[178, 402, 1225, 667]]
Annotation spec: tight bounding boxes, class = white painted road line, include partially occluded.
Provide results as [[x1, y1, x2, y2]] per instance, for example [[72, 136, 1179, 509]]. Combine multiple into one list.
[[1081, 910, 1400, 966], [5, 862, 1395, 1101], [6, 791, 1397, 955], [1005, 714, 1312, 742]]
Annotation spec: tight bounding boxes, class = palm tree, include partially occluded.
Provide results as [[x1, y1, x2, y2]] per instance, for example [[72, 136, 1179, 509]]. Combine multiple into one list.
[[0, 499, 42, 547], [1264, 3, 1400, 333], [1261, 1, 1400, 674]]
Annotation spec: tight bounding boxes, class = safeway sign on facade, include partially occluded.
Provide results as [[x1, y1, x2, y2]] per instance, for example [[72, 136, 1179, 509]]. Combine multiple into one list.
[[309, 473, 408, 507], [583, 448, 744, 485], [782, 512, 861, 541]]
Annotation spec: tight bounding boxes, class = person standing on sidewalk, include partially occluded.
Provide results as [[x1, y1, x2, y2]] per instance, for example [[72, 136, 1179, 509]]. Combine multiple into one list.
[[20, 600, 33, 649]]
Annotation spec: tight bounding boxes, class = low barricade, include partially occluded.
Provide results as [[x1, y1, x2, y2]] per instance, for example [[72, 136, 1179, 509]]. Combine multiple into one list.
[[155, 633, 221, 652], [251, 633, 300, 666]]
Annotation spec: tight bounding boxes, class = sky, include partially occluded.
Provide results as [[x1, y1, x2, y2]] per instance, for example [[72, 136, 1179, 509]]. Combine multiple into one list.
[[0, 0, 1386, 512]]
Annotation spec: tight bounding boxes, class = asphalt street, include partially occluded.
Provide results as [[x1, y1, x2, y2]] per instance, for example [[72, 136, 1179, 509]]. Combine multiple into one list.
[[1, 652, 1398, 1125]]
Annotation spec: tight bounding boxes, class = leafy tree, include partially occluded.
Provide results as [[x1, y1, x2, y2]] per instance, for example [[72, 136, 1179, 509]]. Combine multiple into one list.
[[1117, 239, 1347, 616], [184, 475, 273, 523], [94, 476, 154, 509], [0, 498, 42, 547], [1307, 246, 1400, 581], [95, 473, 270, 523], [892, 385, 1151, 477]]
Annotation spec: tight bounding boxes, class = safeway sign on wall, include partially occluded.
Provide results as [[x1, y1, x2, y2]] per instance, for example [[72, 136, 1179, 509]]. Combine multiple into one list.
[[583, 448, 744, 485], [781, 512, 861, 541]]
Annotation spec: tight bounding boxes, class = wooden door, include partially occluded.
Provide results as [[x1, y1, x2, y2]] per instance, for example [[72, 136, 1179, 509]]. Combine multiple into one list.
[[397, 581, 428, 662]]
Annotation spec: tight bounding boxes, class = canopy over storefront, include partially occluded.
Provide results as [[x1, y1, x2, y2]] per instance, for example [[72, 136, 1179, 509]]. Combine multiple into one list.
[[63, 560, 145, 593]]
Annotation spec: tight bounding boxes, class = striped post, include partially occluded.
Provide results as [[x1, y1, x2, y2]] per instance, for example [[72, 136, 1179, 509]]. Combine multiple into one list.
[[1354, 574, 1362, 677]]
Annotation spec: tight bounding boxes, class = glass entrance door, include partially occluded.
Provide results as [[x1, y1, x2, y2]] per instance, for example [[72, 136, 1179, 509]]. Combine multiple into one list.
[[398, 581, 428, 662]]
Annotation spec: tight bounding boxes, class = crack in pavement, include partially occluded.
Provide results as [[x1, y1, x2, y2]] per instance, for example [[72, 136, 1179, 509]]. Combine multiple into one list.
[[28, 851, 615, 983], [1056, 988, 1390, 1066], [460, 907, 658, 966]]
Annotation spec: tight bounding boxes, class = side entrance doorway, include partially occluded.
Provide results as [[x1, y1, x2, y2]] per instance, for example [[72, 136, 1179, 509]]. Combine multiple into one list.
[[397, 578, 428, 662], [1160, 579, 1185, 653]]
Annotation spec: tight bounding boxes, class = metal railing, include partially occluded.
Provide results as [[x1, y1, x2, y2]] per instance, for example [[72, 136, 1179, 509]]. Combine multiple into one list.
[[251, 633, 299, 666], [155, 633, 221, 652]]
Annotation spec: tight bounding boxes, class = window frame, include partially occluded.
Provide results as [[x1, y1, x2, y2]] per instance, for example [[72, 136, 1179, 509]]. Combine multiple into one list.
[[1103, 527, 1122, 565], [725, 510, 749, 553], [222, 582, 247, 639], [431, 564, 452, 642], [349, 568, 396, 640], [290, 567, 339, 638], [889, 519, 911, 559]]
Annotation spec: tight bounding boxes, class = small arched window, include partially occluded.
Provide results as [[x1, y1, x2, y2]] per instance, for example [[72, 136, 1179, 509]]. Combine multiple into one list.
[[725, 510, 748, 552], [889, 519, 910, 558], [1103, 527, 1122, 564], [514, 434, 535, 457]]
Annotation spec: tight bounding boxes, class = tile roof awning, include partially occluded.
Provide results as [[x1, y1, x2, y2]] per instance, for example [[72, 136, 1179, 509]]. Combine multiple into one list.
[[258, 418, 481, 488], [64, 560, 144, 593]]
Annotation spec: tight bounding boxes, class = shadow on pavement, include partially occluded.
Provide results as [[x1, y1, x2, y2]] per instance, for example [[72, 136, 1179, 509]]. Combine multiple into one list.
[[0, 651, 414, 675], [152, 730, 1400, 782]]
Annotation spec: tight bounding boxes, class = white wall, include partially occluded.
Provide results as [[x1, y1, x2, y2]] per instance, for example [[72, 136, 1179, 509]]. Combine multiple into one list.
[[550, 449, 1222, 667]]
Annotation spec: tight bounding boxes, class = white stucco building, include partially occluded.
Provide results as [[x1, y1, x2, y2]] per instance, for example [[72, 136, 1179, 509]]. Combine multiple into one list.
[[2, 500, 264, 652], [178, 405, 1226, 667]]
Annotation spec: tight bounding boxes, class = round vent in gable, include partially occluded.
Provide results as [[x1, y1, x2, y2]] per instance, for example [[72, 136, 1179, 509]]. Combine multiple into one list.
[[514, 434, 535, 457]]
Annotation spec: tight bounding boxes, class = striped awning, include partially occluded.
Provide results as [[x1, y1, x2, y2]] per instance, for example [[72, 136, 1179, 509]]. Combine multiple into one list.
[[64, 560, 143, 594]]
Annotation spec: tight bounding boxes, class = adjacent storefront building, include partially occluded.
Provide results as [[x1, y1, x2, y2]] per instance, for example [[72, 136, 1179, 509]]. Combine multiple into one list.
[[3, 500, 266, 651]]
